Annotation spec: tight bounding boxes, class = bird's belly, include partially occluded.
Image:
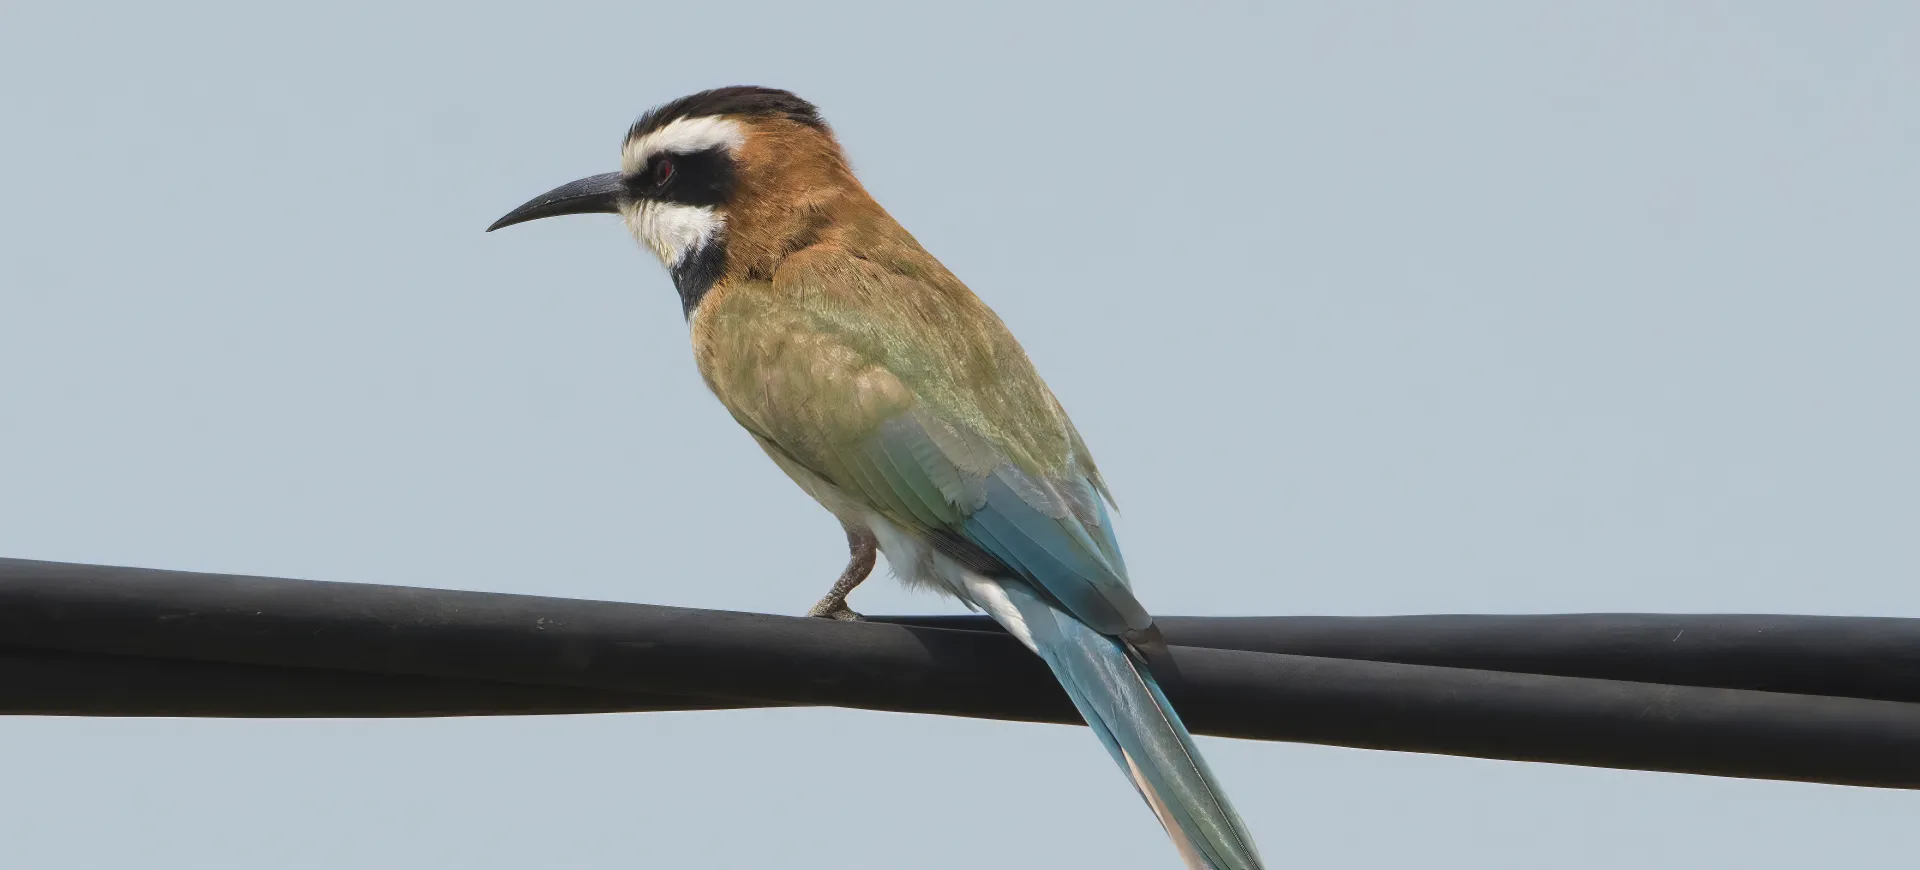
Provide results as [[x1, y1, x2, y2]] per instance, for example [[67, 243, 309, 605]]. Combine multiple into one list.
[[864, 510, 1040, 652], [749, 433, 1000, 615], [751, 435, 865, 519], [859, 511, 956, 596], [756, 439, 967, 598]]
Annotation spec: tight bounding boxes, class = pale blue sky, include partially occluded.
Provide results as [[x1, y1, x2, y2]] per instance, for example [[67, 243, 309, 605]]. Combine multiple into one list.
[[2, 2, 1917, 867]]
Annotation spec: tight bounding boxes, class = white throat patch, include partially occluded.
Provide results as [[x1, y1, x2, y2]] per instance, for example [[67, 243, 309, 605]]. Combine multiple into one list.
[[618, 115, 746, 268], [623, 200, 723, 268]]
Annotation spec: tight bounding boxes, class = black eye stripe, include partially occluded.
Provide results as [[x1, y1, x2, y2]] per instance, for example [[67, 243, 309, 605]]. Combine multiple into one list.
[[625, 146, 734, 208]]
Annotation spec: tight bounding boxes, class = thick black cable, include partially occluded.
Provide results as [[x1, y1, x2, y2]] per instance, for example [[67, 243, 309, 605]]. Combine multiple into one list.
[[883, 613, 1920, 704], [2, 557, 1917, 789]]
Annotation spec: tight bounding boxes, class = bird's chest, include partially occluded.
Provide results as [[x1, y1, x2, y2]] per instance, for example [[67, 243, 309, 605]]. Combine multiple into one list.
[[686, 292, 915, 529], [688, 292, 912, 448]]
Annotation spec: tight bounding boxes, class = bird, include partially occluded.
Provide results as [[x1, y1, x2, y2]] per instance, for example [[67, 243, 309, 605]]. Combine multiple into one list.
[[488, 86, 1264, 870]]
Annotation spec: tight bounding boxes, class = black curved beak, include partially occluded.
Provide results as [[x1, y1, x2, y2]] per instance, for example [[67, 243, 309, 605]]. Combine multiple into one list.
[[486, 172, 626, 232]]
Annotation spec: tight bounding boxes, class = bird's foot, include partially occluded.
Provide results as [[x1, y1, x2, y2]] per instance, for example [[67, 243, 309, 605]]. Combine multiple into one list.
[[805, 525, 877, 622], [806, 597, 866, 622]]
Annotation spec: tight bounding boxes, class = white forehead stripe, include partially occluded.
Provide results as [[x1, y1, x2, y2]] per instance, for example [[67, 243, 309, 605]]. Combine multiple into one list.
[[621, 115, 746, 173], [624, 201, 724, 268]]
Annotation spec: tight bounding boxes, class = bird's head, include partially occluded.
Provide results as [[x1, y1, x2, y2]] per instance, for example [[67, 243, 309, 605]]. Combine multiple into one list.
[[488, 86, 867, 314]]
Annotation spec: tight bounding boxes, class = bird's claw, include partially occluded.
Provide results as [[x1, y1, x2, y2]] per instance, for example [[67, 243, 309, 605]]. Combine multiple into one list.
[[806, 600, 865, 622]]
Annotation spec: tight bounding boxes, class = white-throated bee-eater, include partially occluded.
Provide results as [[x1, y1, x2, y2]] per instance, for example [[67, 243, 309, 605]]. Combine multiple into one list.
[[489, 86, 1264, 870]]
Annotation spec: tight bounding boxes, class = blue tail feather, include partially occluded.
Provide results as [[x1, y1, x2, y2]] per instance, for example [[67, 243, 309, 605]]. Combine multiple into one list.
[[987, 578, 1264, 870]]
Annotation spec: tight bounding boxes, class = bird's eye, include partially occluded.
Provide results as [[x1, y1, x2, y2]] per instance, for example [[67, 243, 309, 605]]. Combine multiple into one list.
[[653, 158, 674, 187]]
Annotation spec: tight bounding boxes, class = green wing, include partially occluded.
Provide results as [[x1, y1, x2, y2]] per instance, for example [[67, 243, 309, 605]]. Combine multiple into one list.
[[696, 256, 1146, 635]]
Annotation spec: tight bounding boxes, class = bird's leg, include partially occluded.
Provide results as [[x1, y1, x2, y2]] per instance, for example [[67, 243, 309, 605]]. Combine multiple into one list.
[[807, 524, 877, 622]]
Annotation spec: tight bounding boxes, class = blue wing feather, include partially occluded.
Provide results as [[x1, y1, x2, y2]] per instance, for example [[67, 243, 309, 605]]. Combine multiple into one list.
[[964, 472, 1140, 634], [860, 412, 1151, 635], [778, 409, 1255, 868]]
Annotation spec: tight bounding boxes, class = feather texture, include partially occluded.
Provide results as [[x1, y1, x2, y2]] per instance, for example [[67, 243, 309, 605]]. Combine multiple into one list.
[[695, 258, 1150, 635], [676, 107, 1263, 869], [691, 258, 1262, 868]]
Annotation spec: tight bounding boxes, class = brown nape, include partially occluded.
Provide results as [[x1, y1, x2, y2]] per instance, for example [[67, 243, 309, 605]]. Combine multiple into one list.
[[722, 118, 906, 281]]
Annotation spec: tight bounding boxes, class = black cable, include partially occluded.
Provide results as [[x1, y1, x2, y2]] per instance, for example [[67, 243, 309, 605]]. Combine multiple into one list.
[[882, 613, 1920, 704], [3, 557, 1917, 789]]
